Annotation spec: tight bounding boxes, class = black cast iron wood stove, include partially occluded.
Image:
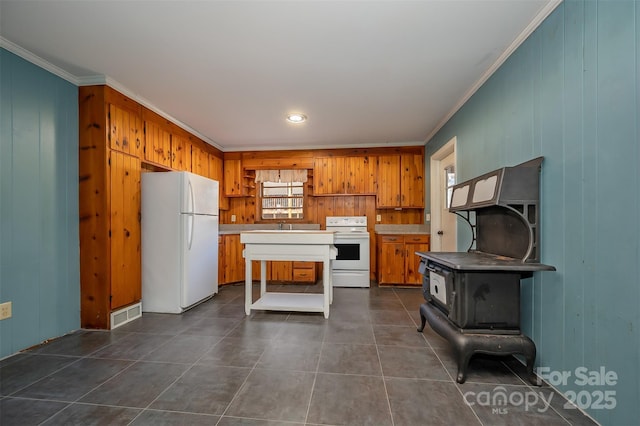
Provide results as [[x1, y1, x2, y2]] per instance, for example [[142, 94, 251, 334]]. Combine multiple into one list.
[[416, 157, 555, 384]]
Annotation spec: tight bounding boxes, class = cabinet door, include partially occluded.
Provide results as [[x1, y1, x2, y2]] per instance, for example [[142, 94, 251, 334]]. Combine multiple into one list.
[[270, 261, 293, 281], [378, 236, 405, 284], [313, 157, 343, 195], [224, 159, 244, 197], [345, 156, 376, 194], [108, 104, 143, 158], [222, 234, 245, 283], [404, 235, 430, 285], [218, 236, 225, 285], [191, 144, 209, 177], [401, 153, 425, 207], [171, 134, 191, 171], [209, 154, 229, 210], [376, 155, 401, 207], [109, 151, 141, 310], [144, 121, 172, 167]]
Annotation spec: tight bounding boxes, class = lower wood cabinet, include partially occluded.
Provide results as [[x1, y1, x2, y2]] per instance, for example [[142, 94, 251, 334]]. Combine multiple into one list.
[[220, 234, 244, 284], [293, 261, 316, 282], [377, 234, 430, 285], [219, 234, 317, 285]]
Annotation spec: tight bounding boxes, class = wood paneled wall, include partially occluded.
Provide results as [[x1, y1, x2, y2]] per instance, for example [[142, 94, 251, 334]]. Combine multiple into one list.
[[220, 146, 424, 227]]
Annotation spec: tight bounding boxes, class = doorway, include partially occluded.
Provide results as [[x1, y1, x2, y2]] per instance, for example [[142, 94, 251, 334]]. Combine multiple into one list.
[[430, 137, 457, 252]]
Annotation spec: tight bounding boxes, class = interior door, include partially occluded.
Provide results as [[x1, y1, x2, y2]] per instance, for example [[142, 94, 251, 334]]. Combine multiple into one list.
[[439, 151, 457, 251], [430, 137, 457, 252]]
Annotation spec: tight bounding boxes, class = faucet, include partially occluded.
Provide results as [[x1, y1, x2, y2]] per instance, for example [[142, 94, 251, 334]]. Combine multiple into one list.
[[278, 221, 292, 230]]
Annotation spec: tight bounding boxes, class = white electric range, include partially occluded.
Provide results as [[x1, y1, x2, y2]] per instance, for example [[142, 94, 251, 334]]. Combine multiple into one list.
[[325, 216, 370, 288]]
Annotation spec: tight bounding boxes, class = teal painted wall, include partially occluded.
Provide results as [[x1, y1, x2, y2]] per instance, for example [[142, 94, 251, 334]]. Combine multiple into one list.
[[0, 48, 80, 358], [426, 1, 639, 424]]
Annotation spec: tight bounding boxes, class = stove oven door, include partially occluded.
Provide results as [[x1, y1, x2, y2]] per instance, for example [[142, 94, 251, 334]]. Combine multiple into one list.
[[332, 234, 370, 271]]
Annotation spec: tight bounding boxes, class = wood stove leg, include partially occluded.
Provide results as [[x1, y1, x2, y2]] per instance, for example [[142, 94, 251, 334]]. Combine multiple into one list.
[[417, 304, 428, 332], [522, 335, 539, 386], [456, 350, 473, 384]]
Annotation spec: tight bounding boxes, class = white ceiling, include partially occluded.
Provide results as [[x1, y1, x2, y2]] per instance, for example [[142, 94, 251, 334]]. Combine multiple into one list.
[[0, 1, 559, 152]]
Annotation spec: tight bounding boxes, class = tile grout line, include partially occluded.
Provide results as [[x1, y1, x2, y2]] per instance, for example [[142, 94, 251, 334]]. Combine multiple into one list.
[[126, 292, 251, 426]]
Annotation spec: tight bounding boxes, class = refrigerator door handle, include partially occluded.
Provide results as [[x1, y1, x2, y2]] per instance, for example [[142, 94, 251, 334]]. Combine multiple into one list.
[[188, 179, 196, 214], [187, 213, 195, 250]]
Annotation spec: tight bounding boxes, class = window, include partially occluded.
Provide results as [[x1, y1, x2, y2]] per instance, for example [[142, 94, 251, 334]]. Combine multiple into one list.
[[260, 180, 304, 219], [255, 169, 308, 220], [445, 165, 456, 208]]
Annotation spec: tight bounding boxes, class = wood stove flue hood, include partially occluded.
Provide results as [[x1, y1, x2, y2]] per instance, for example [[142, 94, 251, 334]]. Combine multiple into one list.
[[449, 157, 544, 263]]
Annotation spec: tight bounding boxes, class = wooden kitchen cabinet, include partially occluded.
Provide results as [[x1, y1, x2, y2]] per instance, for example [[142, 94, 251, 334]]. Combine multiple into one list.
[[293, 261, 316, 283], [313, 156, 376, 195], [108, 103, 143, 158], [270, 261, 293, 281], [109, 150, 142, 309], [377, 234, 430, 285], [79, 85, 143, 329], [220, 234, 245, 284], [144, 120, 172, 168], [404, 234, 430, 284], [191, 143, 209, 176], [144, 113, 192, 171], [224, 157, 248, 197], [208, 153, 229, 210], [219, 235, 316, 284], [170, 133, 191, 171], [376, 154, 424, 208]]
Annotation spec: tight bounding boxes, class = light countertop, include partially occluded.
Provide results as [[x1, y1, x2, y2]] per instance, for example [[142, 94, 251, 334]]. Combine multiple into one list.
[[374, 224, 430, 235]]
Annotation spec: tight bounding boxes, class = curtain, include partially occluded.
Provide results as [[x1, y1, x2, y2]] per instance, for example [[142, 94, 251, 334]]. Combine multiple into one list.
[[255, 169, 307, 183]]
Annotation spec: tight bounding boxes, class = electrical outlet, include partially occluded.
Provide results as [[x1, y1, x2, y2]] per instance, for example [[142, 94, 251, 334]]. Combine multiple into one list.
[[0, 302, 12, 320], [231, 214, 236, 223], [376, 214, 382, 222], [426, 213, 431, 222]]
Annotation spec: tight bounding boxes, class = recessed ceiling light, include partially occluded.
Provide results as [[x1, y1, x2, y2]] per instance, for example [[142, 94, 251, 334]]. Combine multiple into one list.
[[286, 113, 307, 124]]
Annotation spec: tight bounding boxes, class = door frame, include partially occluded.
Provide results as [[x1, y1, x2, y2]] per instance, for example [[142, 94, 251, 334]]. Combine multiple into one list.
[[429, 137, 457, 252]]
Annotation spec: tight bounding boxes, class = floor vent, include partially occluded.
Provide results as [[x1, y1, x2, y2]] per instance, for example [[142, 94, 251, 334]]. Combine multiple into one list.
[[110, 302, 142, 329]]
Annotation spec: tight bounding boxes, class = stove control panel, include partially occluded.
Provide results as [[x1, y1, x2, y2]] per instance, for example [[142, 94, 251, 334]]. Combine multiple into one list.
[[326, 216, 367, 227]]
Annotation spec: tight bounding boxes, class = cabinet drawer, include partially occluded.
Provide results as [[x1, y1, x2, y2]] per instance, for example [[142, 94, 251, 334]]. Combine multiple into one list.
[[292, 261, 314, 269], [404, 234, 430, 244], [381, 235, 403, 243], [293, 269, 315, 282]]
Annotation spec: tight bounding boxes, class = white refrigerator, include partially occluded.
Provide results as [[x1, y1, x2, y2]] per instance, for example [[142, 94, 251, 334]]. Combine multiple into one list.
[[141, 171, 219, 313]]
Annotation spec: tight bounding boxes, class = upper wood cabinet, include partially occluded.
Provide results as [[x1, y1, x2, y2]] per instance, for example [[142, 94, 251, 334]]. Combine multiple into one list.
[[224, 158, 247, 197], [170, 134, 191, 172], [400, 153, 425, 208], [377, 154, 424, 208], [313, 156, 376, 195], [108, 104, 143, 158], [144, 120, 172, 168], [208, 153, 229, 210], [143, 119, 192, 171], [191, 143, 209, 176]]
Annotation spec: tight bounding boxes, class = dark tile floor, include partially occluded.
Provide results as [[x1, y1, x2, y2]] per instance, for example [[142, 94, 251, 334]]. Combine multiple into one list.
[[1, 283, 598, 426]]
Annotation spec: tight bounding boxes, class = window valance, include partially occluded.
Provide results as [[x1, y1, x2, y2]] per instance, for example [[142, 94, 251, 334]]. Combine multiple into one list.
[[255, 169, 308, 183]]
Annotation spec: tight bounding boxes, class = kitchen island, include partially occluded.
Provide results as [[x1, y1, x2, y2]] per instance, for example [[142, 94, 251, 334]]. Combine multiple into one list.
[[241, 230, 336, 318]]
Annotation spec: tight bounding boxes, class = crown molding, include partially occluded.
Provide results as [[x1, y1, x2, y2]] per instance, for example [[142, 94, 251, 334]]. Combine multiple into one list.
[[1, 37, 223, 151], [424, 0, 564, 143], [230, 140, 426, 152], [1, 37, 79, 85]]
